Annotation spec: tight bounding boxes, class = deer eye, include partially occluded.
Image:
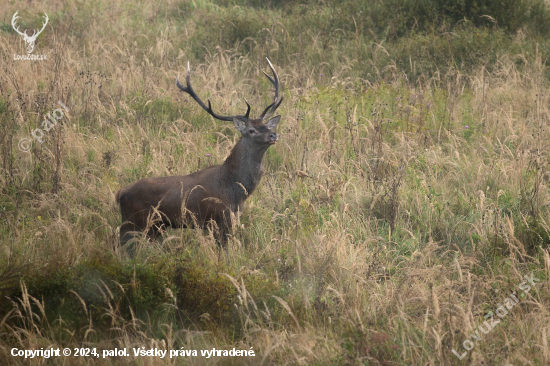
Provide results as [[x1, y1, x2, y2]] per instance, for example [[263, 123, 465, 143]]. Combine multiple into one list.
[[248, 129, 256, 134]]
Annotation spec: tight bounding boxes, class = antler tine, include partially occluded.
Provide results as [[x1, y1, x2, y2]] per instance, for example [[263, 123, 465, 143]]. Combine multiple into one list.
[[38, 13, 49, 34], [11, 11, 26, 37], [259, 57, 283, 119], [264, 57, 280, 101], [176, 62, 234, 122], [244, 99, 251, 118], [259, 97, 284, 120]]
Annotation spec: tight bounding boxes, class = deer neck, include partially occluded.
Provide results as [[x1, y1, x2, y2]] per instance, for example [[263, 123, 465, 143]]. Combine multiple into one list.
[[222, 138, 268, 198]]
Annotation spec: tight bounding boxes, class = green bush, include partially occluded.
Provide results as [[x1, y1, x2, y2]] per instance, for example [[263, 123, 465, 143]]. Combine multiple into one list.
[[1, 255, 173, 335]]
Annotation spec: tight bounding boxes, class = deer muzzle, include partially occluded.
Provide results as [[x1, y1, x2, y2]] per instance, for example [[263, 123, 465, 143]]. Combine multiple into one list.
[[269, 132, 278, 144]]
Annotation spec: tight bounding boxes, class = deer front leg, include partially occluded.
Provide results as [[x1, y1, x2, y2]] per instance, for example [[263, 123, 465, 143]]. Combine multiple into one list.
[[211, 212, 231, 261], [216, 225, 229, 261]]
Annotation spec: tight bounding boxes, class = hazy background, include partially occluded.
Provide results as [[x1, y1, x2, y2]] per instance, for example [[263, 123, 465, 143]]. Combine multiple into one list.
[[1, 0, 550, 364]]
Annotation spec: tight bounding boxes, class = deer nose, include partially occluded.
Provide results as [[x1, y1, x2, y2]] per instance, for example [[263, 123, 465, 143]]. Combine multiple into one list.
[[269, 133, 278, 141]]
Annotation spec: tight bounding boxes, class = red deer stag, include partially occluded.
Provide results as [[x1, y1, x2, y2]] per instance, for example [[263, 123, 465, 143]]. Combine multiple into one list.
[[116, 58, 283, 251]]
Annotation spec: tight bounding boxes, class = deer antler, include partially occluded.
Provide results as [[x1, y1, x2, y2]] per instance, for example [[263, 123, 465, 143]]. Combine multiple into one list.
[[259, 57, 283, 120], [11, 11, 26, 37], [11, 11, 48, 40], [176, 62, 250, 121], [32, 13, 49, 39]]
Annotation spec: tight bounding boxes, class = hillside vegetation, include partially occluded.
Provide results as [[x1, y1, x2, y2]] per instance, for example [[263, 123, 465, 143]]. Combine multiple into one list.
[[2, 0, 550, 364]]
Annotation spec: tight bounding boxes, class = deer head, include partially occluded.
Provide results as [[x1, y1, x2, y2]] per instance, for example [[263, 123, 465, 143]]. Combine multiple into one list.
[[12, 11, 49, 54], [176, 58, 283, 154]]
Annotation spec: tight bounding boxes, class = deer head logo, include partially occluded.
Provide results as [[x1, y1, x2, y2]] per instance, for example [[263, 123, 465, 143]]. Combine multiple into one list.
[[11, 11, 49, 54]]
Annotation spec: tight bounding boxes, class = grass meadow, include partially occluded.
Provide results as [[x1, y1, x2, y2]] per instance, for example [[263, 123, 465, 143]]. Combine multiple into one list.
[[2, 0, 550, 364]]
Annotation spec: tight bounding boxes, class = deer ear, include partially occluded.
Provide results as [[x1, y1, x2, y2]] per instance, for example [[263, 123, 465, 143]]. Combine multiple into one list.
[[265, 115, 281, 130], [233, 117, 247, 132]]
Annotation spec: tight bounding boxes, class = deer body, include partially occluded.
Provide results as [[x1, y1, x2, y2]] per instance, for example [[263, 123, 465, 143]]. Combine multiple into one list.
[[116, 59, 282, 249]]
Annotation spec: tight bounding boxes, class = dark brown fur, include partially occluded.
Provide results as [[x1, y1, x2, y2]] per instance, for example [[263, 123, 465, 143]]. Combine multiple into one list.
[[116, 118, 280, 248], [116, 59, 282, 251]]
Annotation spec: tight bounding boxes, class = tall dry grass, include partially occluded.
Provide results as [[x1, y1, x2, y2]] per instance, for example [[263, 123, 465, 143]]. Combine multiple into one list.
[[1, 0, 550, 365]]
